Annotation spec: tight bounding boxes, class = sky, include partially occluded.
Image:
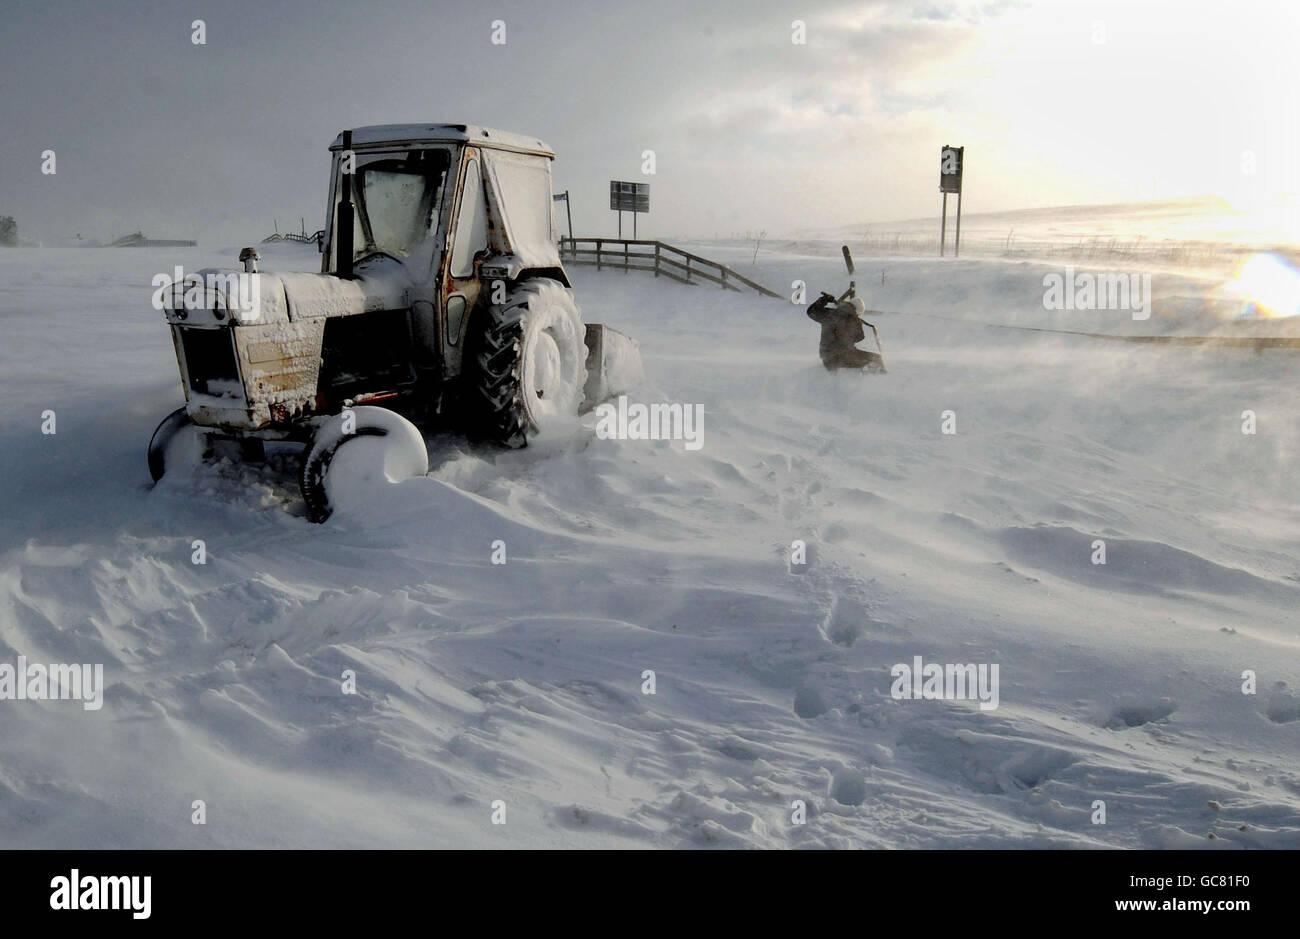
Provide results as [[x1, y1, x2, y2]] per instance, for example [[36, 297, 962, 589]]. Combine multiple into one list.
[[1, 0, 1297, 246]]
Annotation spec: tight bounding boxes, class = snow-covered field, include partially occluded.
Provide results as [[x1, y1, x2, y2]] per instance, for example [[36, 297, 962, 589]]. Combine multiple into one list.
[[1, 238, 1298, 848]]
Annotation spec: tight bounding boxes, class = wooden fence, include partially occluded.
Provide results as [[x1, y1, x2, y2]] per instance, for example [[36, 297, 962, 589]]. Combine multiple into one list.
[[560, 238, 780, 298]]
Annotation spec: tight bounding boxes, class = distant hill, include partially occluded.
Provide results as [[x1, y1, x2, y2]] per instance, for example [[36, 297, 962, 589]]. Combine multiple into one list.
[[798, 196, 1300, 250]]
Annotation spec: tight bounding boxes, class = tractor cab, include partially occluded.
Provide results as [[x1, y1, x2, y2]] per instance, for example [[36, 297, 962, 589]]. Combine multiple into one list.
[[320, 125, 571, 385]]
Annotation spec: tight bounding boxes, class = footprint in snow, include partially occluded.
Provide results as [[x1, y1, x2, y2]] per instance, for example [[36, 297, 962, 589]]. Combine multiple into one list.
[[1101, 697, 1177, 729], [828, 767, 867, 807], [1264, 695, 1300, 724], [794, 683, 830, 719]]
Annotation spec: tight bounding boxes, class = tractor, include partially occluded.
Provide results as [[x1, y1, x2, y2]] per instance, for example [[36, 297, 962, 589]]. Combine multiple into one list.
[[148, 124, 640, 521]]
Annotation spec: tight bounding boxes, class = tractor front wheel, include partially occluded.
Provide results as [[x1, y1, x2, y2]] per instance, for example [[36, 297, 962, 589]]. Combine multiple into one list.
[[147, 406, 198, 482], [299, 406, 429, 523]]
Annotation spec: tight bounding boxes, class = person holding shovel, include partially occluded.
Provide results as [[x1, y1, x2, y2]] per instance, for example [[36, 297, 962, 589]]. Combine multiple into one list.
[[806, 291, 886, 373]]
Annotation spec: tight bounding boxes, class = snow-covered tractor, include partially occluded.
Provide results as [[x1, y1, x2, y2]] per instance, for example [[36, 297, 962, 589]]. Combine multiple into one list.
[[149, 124, 640, 521]]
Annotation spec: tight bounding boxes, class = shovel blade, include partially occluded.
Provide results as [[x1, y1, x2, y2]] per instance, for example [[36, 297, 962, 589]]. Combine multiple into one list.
[[581, 323, 644, 411]]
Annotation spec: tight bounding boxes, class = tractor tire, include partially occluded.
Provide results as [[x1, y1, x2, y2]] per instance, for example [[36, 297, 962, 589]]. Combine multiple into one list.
[[299, 406, 429, 524], [147, 406, 195, 482], [468, 278, 587, 447]]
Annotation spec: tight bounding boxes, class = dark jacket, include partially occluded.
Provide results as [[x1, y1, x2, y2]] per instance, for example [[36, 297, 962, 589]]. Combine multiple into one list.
[[807, 295, 865, 356]]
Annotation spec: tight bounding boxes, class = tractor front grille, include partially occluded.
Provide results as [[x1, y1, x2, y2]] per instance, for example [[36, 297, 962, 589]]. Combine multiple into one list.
[[177, 326, 242, 399]]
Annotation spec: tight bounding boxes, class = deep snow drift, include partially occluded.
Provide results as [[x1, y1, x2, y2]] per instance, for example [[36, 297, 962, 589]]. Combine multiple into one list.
[[0, 239, 1297, 848]]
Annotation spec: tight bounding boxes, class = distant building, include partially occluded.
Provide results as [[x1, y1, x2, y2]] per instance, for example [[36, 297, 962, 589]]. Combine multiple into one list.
[[109, 231, 197, 248]]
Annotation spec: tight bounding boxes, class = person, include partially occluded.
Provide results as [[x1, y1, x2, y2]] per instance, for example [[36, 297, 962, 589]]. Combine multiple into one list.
[[806, 292, 885, 372]]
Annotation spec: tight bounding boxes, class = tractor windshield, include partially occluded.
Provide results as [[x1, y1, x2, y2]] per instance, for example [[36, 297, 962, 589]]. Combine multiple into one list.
[[349, 149, 451, 261]]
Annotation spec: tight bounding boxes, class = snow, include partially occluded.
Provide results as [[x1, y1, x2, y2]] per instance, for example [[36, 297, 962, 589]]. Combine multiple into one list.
[[1, 236, 1298, 848]]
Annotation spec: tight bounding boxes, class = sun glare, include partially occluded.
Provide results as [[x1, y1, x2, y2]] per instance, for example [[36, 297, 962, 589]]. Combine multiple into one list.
[[1228, 252, 1300, 318]]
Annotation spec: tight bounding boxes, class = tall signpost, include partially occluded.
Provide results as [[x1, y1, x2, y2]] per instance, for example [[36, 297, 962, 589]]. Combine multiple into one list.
[[610, 180, 650, 239], [939, 145, 964, 257]]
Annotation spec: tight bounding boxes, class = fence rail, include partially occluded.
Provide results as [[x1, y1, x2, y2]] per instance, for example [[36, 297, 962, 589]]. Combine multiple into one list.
[[560, 238, 780, 298], [263, 230, 325, 245]]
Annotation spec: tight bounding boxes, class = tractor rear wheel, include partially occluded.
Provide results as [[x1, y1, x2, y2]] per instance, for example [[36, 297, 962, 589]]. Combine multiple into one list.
[[467, 278, 587, 447]]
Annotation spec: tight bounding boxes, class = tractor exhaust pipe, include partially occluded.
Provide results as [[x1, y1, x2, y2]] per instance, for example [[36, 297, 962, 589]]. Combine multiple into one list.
[[336, 129, 354, 279]]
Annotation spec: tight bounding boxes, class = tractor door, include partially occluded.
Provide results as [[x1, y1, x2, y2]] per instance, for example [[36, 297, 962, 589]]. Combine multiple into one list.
[[440, 148, 489, 379]]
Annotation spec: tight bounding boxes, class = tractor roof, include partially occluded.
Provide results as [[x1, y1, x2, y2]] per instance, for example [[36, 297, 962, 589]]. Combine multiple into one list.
[[329, 124, 554, 158]]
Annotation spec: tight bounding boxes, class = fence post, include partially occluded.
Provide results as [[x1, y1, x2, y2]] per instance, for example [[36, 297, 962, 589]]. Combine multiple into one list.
[[654, 242, 660, 278], [596, 239, 602, 272], [624, 240, 629, 273], [685, 256, 691, 282], [721, 267, 727, 291]]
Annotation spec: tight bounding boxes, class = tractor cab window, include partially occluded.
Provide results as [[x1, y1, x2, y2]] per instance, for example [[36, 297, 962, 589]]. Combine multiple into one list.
[[349, 149, 451, 262]]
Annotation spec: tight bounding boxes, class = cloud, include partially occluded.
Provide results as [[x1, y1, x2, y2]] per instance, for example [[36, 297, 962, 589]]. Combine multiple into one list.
[[4, 0, 1295, 243]]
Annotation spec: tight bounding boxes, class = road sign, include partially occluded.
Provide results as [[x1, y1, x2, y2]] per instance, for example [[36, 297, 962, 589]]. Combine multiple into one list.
[[610, 180, 649, 238], [940, 146, 963, 194], [609, 180, 649, 213]]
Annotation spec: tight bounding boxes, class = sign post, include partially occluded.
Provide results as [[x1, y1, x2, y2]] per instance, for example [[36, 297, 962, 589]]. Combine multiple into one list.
[[940, 192, 947, 258], [609, 181, 650, 239], [552, 191, 574, 256], [939, 145, 964, 257]]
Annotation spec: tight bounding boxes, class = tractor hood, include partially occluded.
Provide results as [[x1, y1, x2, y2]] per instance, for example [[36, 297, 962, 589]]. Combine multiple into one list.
[[273, 270, 413, 321], [163, 267, 413, 328]]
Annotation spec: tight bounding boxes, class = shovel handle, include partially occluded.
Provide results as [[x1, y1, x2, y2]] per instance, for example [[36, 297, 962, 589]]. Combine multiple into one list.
[[858, 317, 884, 354]]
